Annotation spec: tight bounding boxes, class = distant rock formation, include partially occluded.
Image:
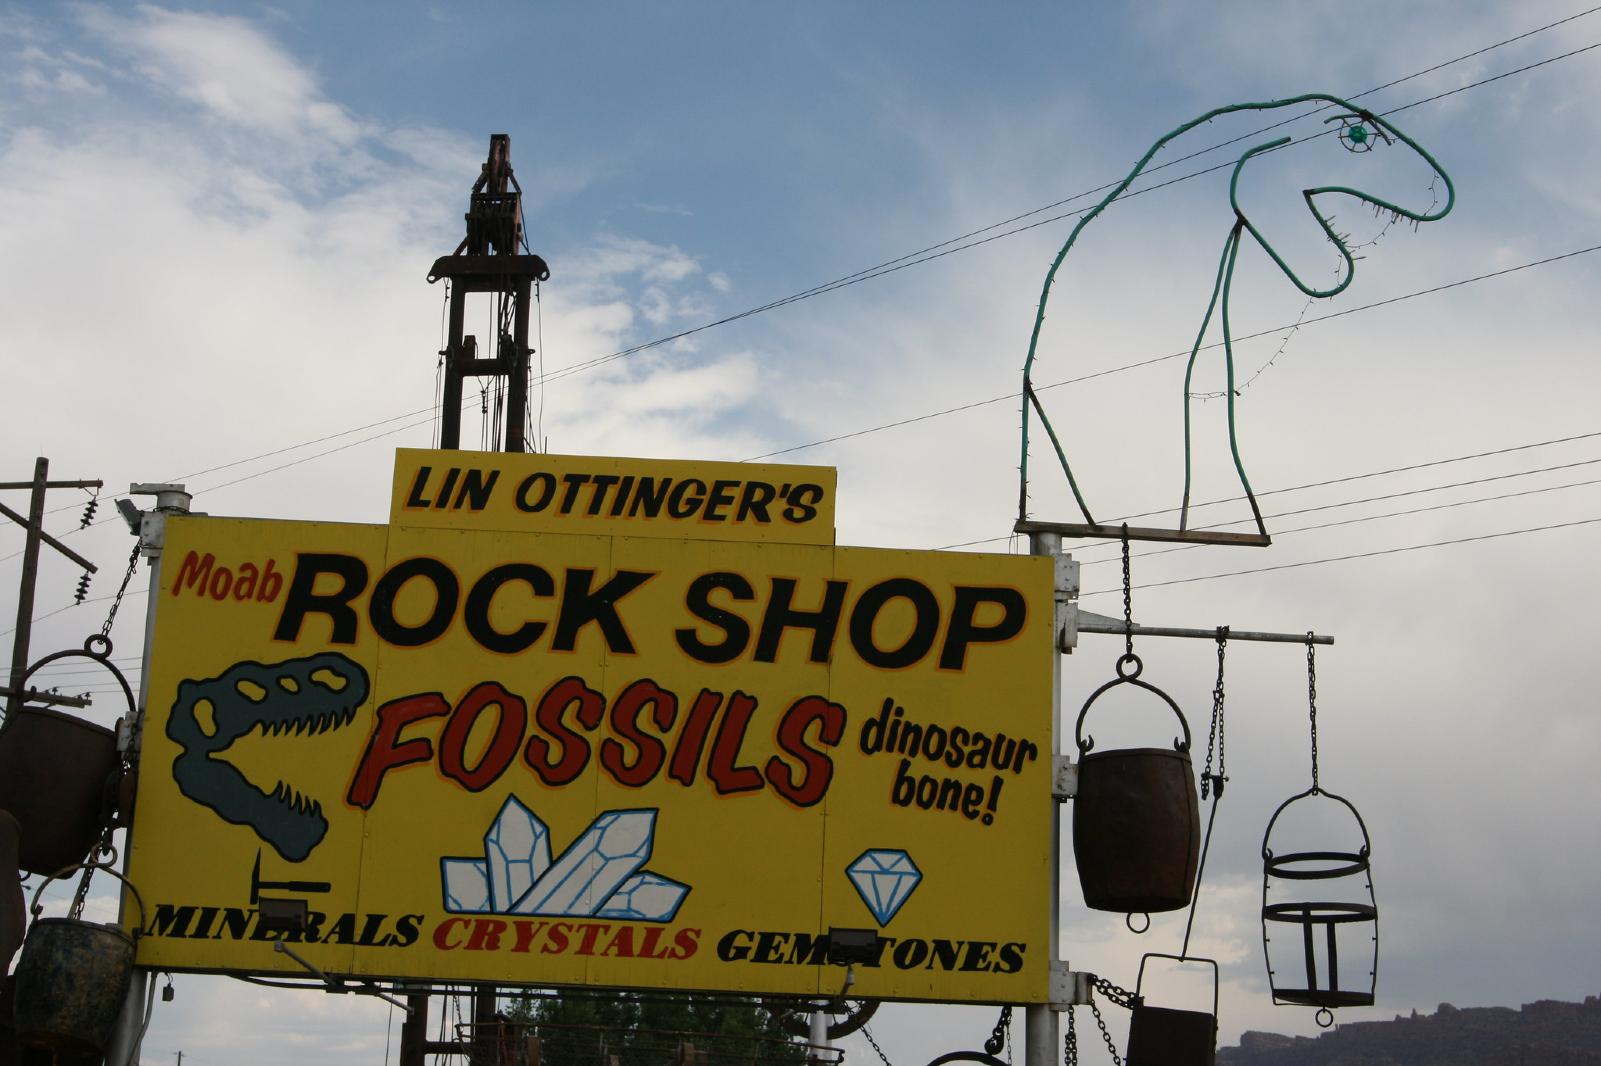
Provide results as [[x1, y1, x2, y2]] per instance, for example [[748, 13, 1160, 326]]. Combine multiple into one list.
[[1219, 996, 1601, 1065]]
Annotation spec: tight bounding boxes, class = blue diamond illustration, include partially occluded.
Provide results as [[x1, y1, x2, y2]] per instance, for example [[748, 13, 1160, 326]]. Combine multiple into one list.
[[847, 848, 922, 925]]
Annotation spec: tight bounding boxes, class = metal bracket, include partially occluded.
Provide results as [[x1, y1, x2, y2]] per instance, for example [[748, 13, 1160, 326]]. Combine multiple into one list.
[[126, 483, 195, 556], [1055, 555, 1080, 654], [1052, 756, 1078, 801], [1050, 964, 1094, 1010], [1076, 609, 1334, 646], [272, 941, 414, 1013]]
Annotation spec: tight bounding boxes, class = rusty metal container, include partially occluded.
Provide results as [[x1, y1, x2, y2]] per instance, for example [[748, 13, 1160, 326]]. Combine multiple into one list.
[[1260, 788, 1378, 1024], [0, 706, 119, 876], [0, 811, 24, 974], [1072, 653, 1200, 914], [1126, 954, 1217, 1066], [11, 867, 144, 1056]]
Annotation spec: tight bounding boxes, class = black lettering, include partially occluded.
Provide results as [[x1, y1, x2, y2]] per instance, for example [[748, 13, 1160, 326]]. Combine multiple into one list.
[[703, 479, 738, 521], [849, 578, 939, 669], [736, 481, 777, 522], [940, 586, 1027, 670], [783, 932, 832, 966], [464, 563, 554, 654], [273, 553, 369, 644], [146, 903, 198, 938], [587, 473, 621, 515], [405, 466, 433, 507], [628, 477, 669, 518], [515, 472, 557, 512], [667, 478, 706, 519], [552, 568, 653, 653], [457, 468, 499, 510], [755, 578, 846, 664], [675, 572, 754, 664], [783, 483, 824, 523], [716, 929, 754, 962], [369, 557, 458, 647]]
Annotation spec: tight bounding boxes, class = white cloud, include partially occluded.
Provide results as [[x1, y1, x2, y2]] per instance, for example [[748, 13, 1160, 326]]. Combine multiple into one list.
[[76, 4, 362, 143]]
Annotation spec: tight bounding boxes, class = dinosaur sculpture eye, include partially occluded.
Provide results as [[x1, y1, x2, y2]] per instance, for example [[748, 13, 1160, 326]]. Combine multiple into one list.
[[1326, 112, 1391, 154]]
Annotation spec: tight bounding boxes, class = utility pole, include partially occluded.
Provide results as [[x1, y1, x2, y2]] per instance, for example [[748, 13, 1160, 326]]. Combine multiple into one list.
[[1, 457, 101, 715], [401, 134, 549, 1066]]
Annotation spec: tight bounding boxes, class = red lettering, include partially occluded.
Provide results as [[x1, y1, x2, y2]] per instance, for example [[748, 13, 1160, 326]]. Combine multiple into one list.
[[671, 928, 701, 959], [666, 689, 721, 787], [600, 926, 635, 957], [259, 557, 283, 601], [542, 922, 571, 954], [637, 926, 668, 958], [524, 677, 604, 786], [172, 551, 214, 597], [346, 693, 451, 809], [439, 682, 525, 792], [599, 679, 675, 787], [575, 922, 611, 956], [234, 562, 260, 601], [511, 920, 546, 953], [207, 567, 233, 600], [706, 692, 764, 795], [465, 918, 506, 951], [433, 917, 469, 950], [765, 695, 845, 807]]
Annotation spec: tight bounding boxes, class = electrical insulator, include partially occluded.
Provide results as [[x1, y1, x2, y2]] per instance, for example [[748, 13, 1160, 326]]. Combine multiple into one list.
[[75, 573, 91, 604], [80, 497, 99, 529]]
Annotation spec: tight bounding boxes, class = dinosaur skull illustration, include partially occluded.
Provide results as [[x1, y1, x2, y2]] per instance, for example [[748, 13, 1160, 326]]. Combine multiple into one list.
[[167, 653, 370, 862]]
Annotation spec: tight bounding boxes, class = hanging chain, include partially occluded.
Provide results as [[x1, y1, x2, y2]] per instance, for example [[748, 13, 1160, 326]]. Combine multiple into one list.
[[1121, 525, 1134, 658], [985, 1005, 1012, 1056], [862, 1024, 896, 1066], [1087, 999, 1123, 1066], [1306, 635, 1320, 791], [1064, 1007, 1076, 1066], [100, 541, 142, 639], [1201, 627, 1228, 800]]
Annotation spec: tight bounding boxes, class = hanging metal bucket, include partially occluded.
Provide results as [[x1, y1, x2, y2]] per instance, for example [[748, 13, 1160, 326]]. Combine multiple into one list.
[[1126, 953, 1218, 1066], [1260, 788, 1377, 1024], [11, 864, 146, 1055], [1, 810, 24, 974], [0, 636, 132, 876], [1073, 653, 1199, 913]]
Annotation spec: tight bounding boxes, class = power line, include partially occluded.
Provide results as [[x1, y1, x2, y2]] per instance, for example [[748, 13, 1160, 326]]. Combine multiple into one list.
[[533, 35, 1601, 391], [935, 429, 1601, 550], [2, 19, 1588, 550], [1079, 515, 1601, 594], [752, 243, 1601, 464], [1081, 471, 1601, 567]]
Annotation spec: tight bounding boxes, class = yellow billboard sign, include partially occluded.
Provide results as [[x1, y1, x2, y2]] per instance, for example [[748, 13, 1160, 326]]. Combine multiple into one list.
[[391, 449, 836, 545], [127, 460, 1052, 1004]]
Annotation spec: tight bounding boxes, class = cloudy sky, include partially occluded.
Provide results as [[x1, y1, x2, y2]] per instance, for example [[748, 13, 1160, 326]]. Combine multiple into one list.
[[4, 1, 1601, 1064]]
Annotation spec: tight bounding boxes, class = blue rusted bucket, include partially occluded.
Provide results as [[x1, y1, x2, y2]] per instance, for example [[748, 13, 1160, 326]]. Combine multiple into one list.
[[11, 865, 146, 1055]]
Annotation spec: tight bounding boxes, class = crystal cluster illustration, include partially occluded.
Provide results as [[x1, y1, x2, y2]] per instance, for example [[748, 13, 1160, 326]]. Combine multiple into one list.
[[439, 796, 689, 922], [847, 848, 922, 925]]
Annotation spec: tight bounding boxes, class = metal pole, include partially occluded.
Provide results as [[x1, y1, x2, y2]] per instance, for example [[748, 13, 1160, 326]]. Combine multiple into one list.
[[1025, 532, 1062, 1066], [440, 286, 467, 449], [6, 457, 47, 716], [106, 485, 190, 1066]]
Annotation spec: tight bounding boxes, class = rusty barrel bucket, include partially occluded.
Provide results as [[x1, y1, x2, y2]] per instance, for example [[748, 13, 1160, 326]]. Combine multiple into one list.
[[0, 636, 133, 876], [1073, 653, 1199, 914], [1126, 954, 1218, 1066], [12, 865, 146, 1056], [0, 705, 119, 876]]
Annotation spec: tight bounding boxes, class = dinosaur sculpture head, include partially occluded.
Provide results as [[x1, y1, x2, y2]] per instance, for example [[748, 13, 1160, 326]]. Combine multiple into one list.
[[167, 653, 369, 862], [1229, 98, 1455, 301]]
